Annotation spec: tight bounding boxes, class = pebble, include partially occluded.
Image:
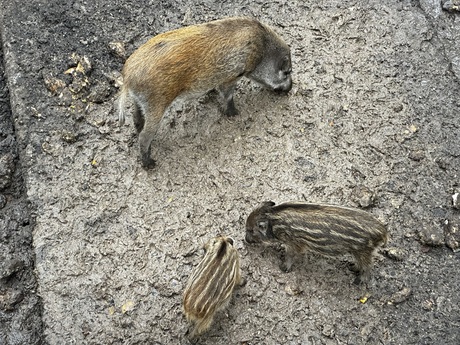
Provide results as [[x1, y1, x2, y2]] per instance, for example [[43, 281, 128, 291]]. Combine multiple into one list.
[[419, 224, 444, 247], [383, 247, 405, 261], [408, 150, 425, 161], [0, 258, 25, 280], [387, 287, 411, 305], [108, 41, 127, 59], [61, 130, 77, 144], [284, 282, 302, 296], [0, 194, 6, 209], [0, 154, 14, 191], [452, 193, 459, 210], [43, 75, 66, 95], [444, 218, 460, 252], [351, 185, 375, 208], [443, 0, 460, 12], [0, 288, 24, 311]]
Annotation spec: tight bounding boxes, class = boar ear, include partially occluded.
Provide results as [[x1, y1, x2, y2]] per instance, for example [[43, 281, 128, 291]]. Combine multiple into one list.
[[226, 237, 234, 246], [261, 201, 276, 208]]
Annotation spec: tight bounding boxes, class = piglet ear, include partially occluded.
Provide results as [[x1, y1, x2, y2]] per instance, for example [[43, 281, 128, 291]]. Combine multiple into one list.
[[261, 201, 275, 208]]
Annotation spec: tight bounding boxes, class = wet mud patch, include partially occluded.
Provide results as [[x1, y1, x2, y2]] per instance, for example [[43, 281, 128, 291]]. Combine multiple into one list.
[[1, 0, 459, 344]]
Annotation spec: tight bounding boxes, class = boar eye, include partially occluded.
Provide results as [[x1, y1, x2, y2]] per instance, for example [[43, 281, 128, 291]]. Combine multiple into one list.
[[257, 220, 269, 235], [226, 237, 234, 246], [280, 56, 291, 72]]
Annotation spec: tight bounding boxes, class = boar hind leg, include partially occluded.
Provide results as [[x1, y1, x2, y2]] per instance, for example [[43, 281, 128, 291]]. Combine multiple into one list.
[[132, 102, 144, 134], [138, 106, 165, 169], [130, 92, 148, 134], [191, 316, 214, 339], [236, 268, 247, 287], [218, 81, 238, 117], [185, 325, 199, 344]]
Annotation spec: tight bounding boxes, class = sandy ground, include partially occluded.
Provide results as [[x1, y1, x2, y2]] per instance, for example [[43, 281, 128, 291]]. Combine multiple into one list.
[[1, 0, 459, 344]]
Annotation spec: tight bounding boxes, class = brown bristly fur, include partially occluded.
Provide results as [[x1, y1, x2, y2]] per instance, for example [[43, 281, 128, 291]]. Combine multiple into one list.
[[118, 17, 292, 169]]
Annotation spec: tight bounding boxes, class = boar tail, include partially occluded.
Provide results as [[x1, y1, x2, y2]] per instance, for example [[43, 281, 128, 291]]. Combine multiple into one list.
[[117, 86, 128, 126]]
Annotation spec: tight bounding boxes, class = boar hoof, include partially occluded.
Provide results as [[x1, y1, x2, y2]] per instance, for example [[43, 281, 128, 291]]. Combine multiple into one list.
[[353, 276, 362, 285], [141, 156, 156, 170], [223, 104, 239, 117]]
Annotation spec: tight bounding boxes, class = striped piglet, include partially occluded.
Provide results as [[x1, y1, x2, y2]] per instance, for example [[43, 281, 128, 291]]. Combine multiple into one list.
[[183, 236, 243, 338], [245, 201, 388, 284]]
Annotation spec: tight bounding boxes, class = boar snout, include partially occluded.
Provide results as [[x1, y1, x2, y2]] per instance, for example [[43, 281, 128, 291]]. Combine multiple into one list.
[[245, 233, 257, 244], [274, 78, 292, 93]]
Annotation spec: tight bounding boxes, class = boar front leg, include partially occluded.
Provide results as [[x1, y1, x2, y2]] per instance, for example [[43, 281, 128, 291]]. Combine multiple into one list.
[[351, 248, 374, 285], [280, 245, 296, 272]]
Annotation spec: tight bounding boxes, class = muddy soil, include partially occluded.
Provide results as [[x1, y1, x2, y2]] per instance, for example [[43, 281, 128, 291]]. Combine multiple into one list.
[[1, 0, 459, 344], [0, 45, 43, 344]]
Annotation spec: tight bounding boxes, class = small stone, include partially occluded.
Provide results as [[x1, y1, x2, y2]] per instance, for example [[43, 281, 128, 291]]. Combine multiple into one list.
[[121, 300, 135, 314], [452, 193, 459, 210], [0, 194, 6, 209], [43, 75, 66, 95], [383, 247, 405, 261], [0, 258, 25, 280], [155, 279, 182, 297], [107, 70, 123, 88], [420, 0, 441, 18], [435, 156, 449, 170], [61, 130, 77, 144], [443, 0, 460, 12], [359, 293, 371, 304], [351, 185, 375, 208], [284, 282, 302, 296], [421, 299, 435, 311], [444, 218, 460, 252], [387, 287, 411, 305], [69, 53, 92, 74], [57, 88, 73, 107], [393, 104, 404, 113], [0, 154, 15, 191], [41, 142, 55, 156], [169, 278, 183, 295], [108, 41, 127, 59], [321, 324, 335, 338], [408, 150, 425, 161], [419, 223, 444, 247], [0, 288, 24, 311]]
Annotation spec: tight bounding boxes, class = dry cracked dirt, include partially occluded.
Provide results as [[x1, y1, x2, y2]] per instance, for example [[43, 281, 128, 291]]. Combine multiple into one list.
[[1, 0, 459, 344]]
